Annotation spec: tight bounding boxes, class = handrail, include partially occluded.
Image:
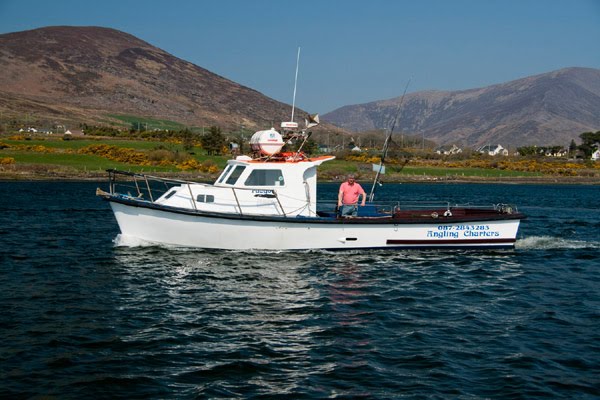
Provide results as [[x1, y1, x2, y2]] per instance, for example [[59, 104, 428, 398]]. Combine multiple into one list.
[[231, 187, 242, 216], [144, 175, 154, 202], [316, 200, 515, 214], [274, 191, 286, 217], [187, 184, 197, 210], [134, 177, 142, 197], [106, 168, 207, 186]]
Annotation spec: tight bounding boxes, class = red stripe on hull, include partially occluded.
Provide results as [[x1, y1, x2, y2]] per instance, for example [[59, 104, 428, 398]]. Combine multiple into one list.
[[386, 238, 516, 245]]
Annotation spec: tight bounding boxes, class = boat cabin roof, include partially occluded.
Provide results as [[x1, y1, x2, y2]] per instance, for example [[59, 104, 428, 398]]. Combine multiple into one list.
[[214, 154, 334, 188]]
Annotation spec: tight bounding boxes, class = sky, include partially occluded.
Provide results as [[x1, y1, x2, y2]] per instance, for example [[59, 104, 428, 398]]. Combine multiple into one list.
[[1, 0, 599, 114]]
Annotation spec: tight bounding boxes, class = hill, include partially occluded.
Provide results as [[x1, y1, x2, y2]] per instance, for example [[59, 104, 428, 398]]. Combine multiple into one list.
[[0, 26, 339, 133], [323, 67, 600, 147]]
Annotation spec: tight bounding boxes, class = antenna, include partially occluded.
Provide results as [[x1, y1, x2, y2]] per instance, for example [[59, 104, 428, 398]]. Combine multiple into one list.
[[291, 47, 301, 122], [368, 78, 411, 202]]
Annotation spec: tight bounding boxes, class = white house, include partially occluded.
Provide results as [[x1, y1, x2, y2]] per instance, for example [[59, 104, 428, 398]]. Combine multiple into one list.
[[592, 148, 600, 161], [477, 144, 508, 156], [545, 148, 568, 158], [318, 144, 333, 153], [64, 129, 84, 136], [435, 144, 463, 155], [229, 142, 240, 155], [19, 127, 38, 133]]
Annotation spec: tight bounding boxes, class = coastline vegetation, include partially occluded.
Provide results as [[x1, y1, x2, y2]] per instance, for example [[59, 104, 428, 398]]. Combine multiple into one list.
[[1, 129, 599, 183]]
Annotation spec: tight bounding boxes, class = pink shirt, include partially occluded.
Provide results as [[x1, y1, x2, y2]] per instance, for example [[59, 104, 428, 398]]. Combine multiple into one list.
[[339, 181, 365, 205]]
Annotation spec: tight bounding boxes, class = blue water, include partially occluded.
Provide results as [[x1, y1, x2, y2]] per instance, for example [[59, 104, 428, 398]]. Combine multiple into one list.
[[1, 182, 599, 399]]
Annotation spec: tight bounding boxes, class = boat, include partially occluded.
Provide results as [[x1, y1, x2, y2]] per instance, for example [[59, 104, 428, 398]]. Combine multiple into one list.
[[97, 118, 525, 250]]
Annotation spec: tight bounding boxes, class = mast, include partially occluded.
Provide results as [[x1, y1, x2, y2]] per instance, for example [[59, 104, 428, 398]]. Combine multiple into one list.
[[368, 79, 411, 202], [290, 47, 301, 123]]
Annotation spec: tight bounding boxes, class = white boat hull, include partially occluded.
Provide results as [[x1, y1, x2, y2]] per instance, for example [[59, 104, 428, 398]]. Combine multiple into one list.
[[109, 201, 521, 250]]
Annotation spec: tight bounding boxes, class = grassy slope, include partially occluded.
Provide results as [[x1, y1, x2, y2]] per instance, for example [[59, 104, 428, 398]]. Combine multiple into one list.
[[106, 114, 188, 131]]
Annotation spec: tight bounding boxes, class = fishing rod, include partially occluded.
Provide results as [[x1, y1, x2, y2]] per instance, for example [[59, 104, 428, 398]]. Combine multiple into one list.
[[368, 78, 411, 202]]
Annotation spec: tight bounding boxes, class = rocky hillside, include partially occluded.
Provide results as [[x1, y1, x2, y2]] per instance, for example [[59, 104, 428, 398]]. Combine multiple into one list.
[[323, 67, 600, 147], [0, 26, 335, 132]]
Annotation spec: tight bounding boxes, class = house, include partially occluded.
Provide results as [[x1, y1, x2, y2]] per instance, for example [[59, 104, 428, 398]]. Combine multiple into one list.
[[544, 148, 568, 158], [229, 142, 240, 155], [435, 144, 463, 155], [318, 144, 332, 153], [19, 127, 38, 133], [477, 144, 508, 156], [64, 129, 84, 136], [592, 148, 600, 161]]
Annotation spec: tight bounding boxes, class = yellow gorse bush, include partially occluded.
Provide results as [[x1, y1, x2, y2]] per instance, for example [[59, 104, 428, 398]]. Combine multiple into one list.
[[360, 156, 594, 176], [78, 144, 211, 171], [78, 144, 151, 165], [1, 143, 58, 153], [0, 157, 16, 165]]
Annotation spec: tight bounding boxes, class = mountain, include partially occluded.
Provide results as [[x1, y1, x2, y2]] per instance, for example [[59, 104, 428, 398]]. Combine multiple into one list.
[[323, 68, 600, 147], [0, 26, 334, 132]]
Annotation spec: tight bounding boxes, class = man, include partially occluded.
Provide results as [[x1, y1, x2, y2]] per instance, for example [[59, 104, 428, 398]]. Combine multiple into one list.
[[338, 174, 366, 217]]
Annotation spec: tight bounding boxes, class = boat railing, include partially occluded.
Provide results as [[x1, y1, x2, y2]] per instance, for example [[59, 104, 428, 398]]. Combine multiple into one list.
[[104, 170, 518, 218], [106, 169, 202, 207], [317, 200, 453, 211], [316, 200, 518, 216], [104, 169, 288, 216]]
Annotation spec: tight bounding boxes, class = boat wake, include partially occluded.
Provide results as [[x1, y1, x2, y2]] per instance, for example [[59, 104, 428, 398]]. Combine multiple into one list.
[[516, 235, 600, 250], [113, 234, 161, 248], [115, 233, 597, 253]]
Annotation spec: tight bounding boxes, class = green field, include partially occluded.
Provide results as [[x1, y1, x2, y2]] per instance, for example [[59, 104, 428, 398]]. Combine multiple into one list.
[[1, 137, 230, 172], [3, 138, 170, 150], [2, 151, 179, 172], [106, 114, 189, 131]]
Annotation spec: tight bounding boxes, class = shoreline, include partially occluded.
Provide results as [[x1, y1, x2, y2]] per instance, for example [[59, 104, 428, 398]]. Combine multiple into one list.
[[1, 169, 599, 185]]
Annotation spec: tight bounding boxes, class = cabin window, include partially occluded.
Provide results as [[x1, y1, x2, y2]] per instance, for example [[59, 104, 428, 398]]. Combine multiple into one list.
[[164, 190, 177, 199], [217, 165, 233, 183], [225, 165, 246, 185], [244, 169, 285, 186], [196, 194, 215, 203]]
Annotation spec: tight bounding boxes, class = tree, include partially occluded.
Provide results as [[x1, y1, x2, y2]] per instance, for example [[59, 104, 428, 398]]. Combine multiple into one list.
[[180, 128, 194, 152], [200, 126, 226, 155], [302, 138, 318, 155], [517, 146, 538, 157], [579, 131, 600, 158], [569, 139, 578, 156]]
